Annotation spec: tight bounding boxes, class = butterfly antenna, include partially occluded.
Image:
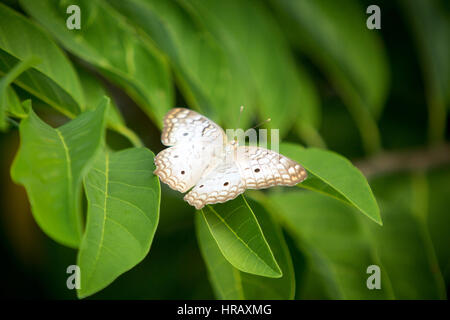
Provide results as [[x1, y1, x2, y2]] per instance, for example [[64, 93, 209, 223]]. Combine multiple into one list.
[[237, 105, 244, 129], [245, 118, 271, 134], [234, 105, 245, 143]]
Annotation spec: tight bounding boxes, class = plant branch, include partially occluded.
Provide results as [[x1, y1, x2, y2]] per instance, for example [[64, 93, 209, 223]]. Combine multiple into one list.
[[354, 143, 450, 178]]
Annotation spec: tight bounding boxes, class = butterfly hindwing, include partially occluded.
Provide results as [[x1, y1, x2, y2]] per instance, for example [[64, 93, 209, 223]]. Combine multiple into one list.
[[235, 146, 307, 189], [183, 146, 307, 209], [184, 162, 245, 209]]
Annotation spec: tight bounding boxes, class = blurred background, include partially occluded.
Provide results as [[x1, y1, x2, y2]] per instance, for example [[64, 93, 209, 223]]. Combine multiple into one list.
[[0, 0, 449, 299]]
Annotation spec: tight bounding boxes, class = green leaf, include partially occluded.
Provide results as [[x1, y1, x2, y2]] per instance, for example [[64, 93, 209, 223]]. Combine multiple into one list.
[[270, 190, 394, 299], [399, 0, 449, 143], [196, 198, 294, 299], [19, 0, 173, 126], [272, 0, 389, 153], [427, 166, 450, 284], [108, 0, 254, 129], [4, 86, 26, 119], [77, 67, 143, 147], [77, 147, 160, 299], [200, 196, 282, 278], [184, 0, 320, 132], [280, 142, 382, 225], [11, 99, 107, 248], [0, 57, 39, 129], [77, 68, 125, 128], [0, 3, 84, 117], [366, 173, 447, 299]]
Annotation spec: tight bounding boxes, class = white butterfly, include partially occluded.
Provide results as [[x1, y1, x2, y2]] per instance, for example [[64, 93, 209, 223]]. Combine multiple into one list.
[[154, 108, 307, 209]]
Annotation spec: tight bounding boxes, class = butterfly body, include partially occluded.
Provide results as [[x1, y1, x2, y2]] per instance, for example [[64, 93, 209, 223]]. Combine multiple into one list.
[[154, 108, 307, 209]]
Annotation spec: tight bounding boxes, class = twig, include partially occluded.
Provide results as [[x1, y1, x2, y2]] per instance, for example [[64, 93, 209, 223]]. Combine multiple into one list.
[[354, 143, 450, 178]]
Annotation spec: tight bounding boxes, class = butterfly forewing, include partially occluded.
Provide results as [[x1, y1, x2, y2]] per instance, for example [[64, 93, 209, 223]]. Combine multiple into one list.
[[161, 108, 226, 146], [235, 146, 307, 189], [155, 108, 226, 193]]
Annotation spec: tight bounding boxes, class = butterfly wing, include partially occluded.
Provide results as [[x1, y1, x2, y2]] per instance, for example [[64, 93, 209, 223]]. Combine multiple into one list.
[[183, 146, 307, 209], [235, 146, 307, 189], [184, 162, 246, 209], [161, 108, 226, 146], [154, 108, 226, 193]]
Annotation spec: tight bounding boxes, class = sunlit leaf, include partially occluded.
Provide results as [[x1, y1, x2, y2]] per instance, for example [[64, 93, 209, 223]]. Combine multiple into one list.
[[11, 99, 107, 247], [77, 147, 160, 298], [280, 142, 381, 225], [197, 198, 294, 299], [200, 196, 282, 278]]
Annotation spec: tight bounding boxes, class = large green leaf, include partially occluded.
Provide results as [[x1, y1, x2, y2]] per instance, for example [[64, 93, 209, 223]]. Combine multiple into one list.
[[11, 99, 107, 248], [77, 147, 160, 299], [19, 0, 173, 126], [108, 0, 254, 129], [280, 142, 381, 225], [365, 173, 447, 299], [270, 190, 394, 299], [200, 196, 282, 278], [184, 0, 320, 133], [196, 198, 294, 299], [0, 3, 84, 117], [273, 0, 389, 153]]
